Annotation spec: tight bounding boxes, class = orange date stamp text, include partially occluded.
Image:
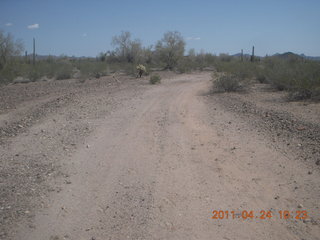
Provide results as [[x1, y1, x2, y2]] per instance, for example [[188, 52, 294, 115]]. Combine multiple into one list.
[[211, 210, 309, 220]]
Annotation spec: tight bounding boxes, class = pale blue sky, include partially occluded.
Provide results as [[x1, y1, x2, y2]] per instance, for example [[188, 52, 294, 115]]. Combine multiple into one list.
[[1, 0, 320, 57]]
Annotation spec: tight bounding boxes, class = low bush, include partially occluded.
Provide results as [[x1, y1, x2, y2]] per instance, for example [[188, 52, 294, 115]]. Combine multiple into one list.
[[74, 61, 109, 79], [55, 63, 73, 80], [28, 69, 41, 82], [215, 60, 261, 80], [0, 60, 78, 83], [213, 56, 320, 100], [256, 73, 268, 83], [0, 63, 17, 84], [150, 74, 161, 84], [311, 87, 320, 101], [176, 58, 195, 73], [212, 73, 242, 92], [124, 64, 137, 76], [264, 57, 320, 99]]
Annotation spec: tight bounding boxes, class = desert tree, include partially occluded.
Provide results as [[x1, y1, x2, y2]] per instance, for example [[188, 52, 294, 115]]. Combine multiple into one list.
[[112, 31, 131, 61], [188, 48, 196, 57], [141, 45, 154, 65], [187, 48, 197, 64], [129, 39, 143, 63], [0, 30, 23, 70], [155, 31, 185, 70], [111, 31, 143, 63], [98, 52, 107, 62]]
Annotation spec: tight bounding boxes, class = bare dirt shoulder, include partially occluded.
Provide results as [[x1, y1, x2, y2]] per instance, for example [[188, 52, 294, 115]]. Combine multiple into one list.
[[0, 72, 319, 240], [209, 82, 320, 167], [0, 74, 157, 239], [206, 80, 320, 239]]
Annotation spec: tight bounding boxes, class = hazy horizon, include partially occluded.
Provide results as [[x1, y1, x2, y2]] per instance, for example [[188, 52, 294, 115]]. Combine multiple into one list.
[[1, 0, 320, 57]]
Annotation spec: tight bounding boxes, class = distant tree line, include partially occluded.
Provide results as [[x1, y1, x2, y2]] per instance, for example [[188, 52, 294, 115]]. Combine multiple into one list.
[[98, 31, 187, 71], [0, 29, 319, 101]]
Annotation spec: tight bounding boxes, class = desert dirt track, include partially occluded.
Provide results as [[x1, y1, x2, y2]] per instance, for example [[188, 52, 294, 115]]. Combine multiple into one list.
[[0, 72, 319, 240]]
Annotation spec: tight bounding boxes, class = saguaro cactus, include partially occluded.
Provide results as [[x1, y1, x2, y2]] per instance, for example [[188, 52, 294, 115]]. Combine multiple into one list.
[[33, 38, 36, 65], [250, 46, 255, 62]]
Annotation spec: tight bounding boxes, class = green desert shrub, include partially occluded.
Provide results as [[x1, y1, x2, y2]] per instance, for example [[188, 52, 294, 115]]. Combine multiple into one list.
[[124, 64, 137, 76], [212, 73, 242, 92], [55, 63, 73, 80], [176, 58, 194, 73], [264, 57, 320, 98], [28, 69, 41, 82], [4, 61, 76, 82], [213, 55, 320, 100], [0, 63, 18, 83], [215, 60, 260, 80], [150, 74, 161, 84], [256, 73, 268, 83], [310, 87, 320, 101], [75, 61, 109, 78]]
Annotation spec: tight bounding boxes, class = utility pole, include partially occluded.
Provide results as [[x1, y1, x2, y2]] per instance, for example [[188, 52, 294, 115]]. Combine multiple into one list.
[[32, 38, 35, 65], [241, 49, 243, 62]]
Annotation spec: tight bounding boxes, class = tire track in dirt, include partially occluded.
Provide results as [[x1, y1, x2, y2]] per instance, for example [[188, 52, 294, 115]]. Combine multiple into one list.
[[5, 72, 320, 240]]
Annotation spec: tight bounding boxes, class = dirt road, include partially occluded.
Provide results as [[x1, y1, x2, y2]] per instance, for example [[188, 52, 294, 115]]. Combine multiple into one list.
[[1, 73, 319, 240]]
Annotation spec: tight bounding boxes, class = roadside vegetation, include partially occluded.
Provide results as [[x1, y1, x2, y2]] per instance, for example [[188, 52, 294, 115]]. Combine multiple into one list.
[[212, 72, 244, 92], [149, 74, 161, 84], [213, 53, 320, 100], [1, 29, 319, 100]]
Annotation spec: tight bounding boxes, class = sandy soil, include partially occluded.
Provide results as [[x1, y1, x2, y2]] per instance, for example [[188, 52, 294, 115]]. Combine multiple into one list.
[[0, 72, 319, 240]]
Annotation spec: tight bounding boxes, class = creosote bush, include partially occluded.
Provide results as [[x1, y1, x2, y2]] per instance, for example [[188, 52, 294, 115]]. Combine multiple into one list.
[[150, 74, 161, 84], [212, 73, 242, 92], [213, 55, 320, 100], [55, 63, 73, 80], [74, 61, 109, 79], [176, 57, 194, 73]]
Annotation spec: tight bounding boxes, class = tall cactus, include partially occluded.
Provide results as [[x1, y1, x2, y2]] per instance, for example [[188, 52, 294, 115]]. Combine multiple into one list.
[[250, 46, 255, 62], [33, 38, 35, 65]]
